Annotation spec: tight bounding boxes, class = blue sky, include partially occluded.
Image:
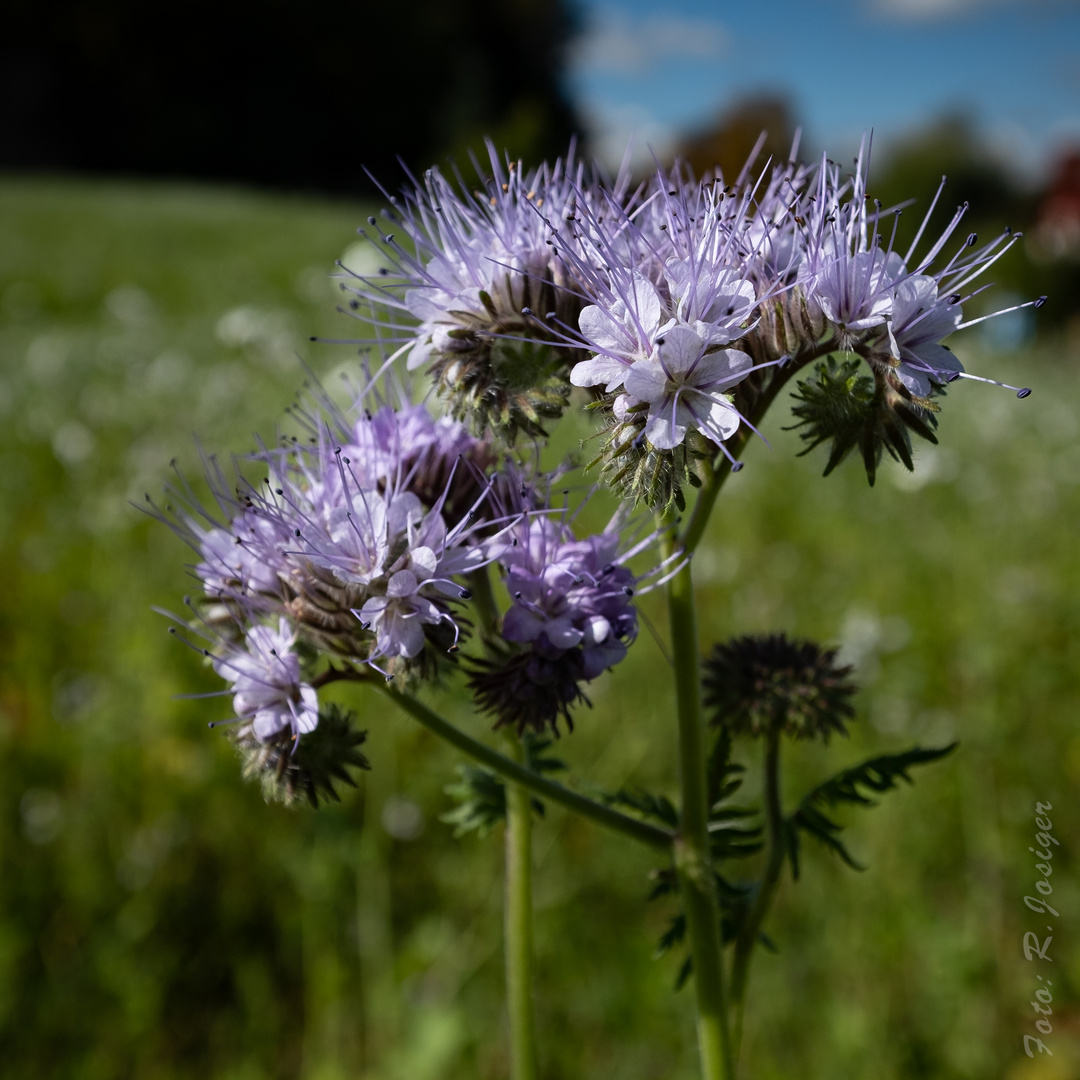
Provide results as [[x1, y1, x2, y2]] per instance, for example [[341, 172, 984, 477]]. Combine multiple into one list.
[[567, 0, 1080, 180]]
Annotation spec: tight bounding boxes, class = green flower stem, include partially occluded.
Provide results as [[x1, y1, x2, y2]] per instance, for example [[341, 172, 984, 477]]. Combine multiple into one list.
[[661, 530, 735, 1080], [375, 683, 674, 851], [679, 340, 839, 557], [504, 735, 540, 1080], [730, 729, 785, 1063]]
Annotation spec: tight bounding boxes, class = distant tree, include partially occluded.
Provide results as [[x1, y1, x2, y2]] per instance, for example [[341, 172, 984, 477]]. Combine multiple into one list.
[[0, 0, 581, 192], [675, 96, 796, 182], [868, 115, 1078, 331]]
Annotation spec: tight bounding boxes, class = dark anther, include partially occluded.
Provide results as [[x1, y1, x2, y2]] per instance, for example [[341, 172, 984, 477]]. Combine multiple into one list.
[[623, 586, 634, 597], [966, 233, 977, 246], [295, 529, 301, 536], [459, 589, 472, 599], [521, 307, 533, 316], [947, 294, 961, 304], [1017, 388, 1032, 399], [514, 592, 523, 599], [367, 216, 376, 225], [731, 461, 744, 473], [1035, 296, 1047, 308]]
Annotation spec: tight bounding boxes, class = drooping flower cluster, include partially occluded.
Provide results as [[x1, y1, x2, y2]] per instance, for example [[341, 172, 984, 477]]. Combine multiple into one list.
[[348, 136, 1041, 504], [156, 373, 665, 795], [155, 390, 499, 762]]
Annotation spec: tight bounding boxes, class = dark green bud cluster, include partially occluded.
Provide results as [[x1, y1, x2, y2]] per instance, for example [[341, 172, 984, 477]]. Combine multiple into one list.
[[703, 633, 857, 741], [787, 357, 943, 486], [586, 399, 709, 514], [467, 645, 591, 735], [233, 704, 371, 808], [425, 280, 581, 441]]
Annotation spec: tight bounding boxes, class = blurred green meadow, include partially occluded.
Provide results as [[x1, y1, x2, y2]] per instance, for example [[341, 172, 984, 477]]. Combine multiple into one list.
[[1, 175, 1077, 1080]]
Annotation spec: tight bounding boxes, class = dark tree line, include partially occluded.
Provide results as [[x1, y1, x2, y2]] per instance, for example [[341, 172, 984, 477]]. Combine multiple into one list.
[[2, 0, 581, 193]]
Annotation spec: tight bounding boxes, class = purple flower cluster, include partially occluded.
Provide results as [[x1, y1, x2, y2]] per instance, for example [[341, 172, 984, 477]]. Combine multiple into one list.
[[346, 137, 1039, 479], [501, 517, 638, 681], [161, 392, 498, 745], [469, 500, 651, 734], [795, 143, 1040, 397]]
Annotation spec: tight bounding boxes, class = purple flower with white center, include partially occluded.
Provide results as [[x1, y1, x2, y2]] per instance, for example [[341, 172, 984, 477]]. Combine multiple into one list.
[[802, 241, 903, 336], [623, 325, 754, 451], [357, 545, 453, 659], [570, 271, 667, 393], [664, 258, 758, 346], [214, 618, 319, 743]]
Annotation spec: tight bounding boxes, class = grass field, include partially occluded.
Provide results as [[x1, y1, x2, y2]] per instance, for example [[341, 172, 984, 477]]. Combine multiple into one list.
[[1, 175, 1077, 1079]]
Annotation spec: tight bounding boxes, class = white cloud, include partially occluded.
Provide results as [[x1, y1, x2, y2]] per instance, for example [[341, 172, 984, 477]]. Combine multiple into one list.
[[867, 0, 1064, 21], [569, 9, 729, 74], [578, 102, 678, 173]]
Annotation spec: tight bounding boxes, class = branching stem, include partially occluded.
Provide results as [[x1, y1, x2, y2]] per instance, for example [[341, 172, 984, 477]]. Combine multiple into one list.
[[374, 682, 675, 850]]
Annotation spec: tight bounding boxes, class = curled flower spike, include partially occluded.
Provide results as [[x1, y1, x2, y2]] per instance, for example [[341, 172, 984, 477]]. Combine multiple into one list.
[[150, 379, 514, 725], [333, 142, 610, 439]]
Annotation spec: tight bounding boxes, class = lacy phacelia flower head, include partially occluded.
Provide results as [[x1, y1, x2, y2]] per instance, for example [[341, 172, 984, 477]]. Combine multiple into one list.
[[795, 142, 1041, 395], [552, 159, 793, 508], [469, 507, 642, 735], [156, 389, 502, 702], [337, 143, 606, 440]]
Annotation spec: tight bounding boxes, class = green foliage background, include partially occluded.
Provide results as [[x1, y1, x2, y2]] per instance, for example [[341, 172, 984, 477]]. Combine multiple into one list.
[[0, 176, 1077, 1079]]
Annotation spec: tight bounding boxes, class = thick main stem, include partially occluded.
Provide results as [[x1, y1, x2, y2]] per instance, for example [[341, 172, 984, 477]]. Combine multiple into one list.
[[730, 729, 785, 1063], [504, 737, 540, 1080], [662, 536, 735, 1080]]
